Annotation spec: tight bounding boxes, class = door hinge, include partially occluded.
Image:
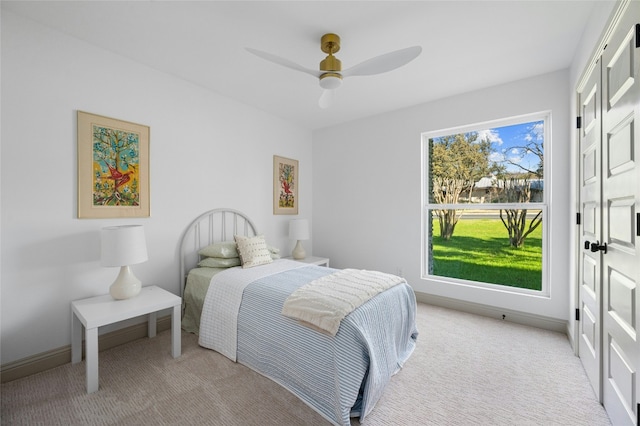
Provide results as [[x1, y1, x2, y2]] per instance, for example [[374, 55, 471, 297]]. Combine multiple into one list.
[[577, 212, 581, 225], [576, 116, 582, 129], [575, 309, 580, 321], [635, 24, 640, 48], [637, 213, 639, 236]]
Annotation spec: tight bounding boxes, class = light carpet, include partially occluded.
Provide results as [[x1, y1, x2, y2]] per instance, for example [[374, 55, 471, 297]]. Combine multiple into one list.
[[1, 303, 611, 425]]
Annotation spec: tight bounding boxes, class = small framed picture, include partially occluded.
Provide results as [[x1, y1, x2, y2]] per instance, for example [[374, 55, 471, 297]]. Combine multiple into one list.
[[77, 111, 150, 218], [273, 155, 298, 215]]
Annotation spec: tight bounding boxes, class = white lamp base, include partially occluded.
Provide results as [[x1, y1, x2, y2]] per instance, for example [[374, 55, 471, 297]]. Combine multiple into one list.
[[110, 265, 142, 300], [292, 240, 306, 260]]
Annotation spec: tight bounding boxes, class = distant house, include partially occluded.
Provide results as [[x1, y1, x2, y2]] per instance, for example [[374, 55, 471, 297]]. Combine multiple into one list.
[[469, 176, 544, 203]]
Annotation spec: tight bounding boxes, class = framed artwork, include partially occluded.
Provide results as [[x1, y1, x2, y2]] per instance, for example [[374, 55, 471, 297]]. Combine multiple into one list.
[[77, 111, 150, 218], [273, 155, 298, 215]]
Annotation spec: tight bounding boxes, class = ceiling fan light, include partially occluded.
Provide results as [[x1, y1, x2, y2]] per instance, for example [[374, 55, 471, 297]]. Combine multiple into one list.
[[319, 73, 342, 90]]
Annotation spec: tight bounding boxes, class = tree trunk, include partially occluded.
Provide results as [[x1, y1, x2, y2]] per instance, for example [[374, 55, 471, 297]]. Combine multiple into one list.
[[438, 209, 460, 240], [500, 208, 542, 248]]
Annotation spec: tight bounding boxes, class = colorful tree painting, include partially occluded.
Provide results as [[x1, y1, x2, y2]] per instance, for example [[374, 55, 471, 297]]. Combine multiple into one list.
[[92, 125, 140, 206], [278, 162, 296, 208]]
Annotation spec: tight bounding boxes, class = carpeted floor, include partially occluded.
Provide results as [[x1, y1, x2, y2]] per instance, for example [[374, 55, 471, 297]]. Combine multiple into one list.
[[1, 303, 611, 425]]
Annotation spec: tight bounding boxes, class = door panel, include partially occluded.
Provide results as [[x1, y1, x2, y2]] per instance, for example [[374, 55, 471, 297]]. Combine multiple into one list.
[[608, 337, 634, 412], [578, 60, 602, 399], [607, 116, 634, 175], [601, 5, 639, 424], [609, 197, 635, 248], [608, 269, 635, 333]]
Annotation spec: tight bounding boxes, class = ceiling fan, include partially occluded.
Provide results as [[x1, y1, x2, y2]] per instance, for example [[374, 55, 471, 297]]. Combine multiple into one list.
[[246, 33, 422, 109]]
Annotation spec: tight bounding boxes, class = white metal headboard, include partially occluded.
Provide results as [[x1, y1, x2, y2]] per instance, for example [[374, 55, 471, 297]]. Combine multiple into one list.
[[179, 208, 258, 297]]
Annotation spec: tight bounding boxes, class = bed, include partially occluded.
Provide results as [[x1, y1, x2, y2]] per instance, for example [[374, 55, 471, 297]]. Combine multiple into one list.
[[179, 208, 418, 426]]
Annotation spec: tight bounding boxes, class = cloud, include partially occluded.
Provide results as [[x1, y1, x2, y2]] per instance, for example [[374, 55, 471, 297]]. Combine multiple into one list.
[[489, 152, 504, 162], [525, 122, 544, 142], [477, 129, 503, 145]]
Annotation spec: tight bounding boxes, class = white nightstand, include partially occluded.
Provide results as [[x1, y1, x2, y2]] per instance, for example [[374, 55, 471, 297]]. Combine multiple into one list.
[[285, 256, 330, 267], [71, 286, 182, 393]]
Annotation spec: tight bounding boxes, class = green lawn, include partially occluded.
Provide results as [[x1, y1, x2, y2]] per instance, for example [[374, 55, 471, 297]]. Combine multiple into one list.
[[431, 218, 542, 290]]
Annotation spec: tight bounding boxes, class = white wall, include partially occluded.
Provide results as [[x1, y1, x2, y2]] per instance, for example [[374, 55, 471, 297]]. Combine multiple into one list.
[[313, 70, 571, 321], [0, 11, 313, 365]]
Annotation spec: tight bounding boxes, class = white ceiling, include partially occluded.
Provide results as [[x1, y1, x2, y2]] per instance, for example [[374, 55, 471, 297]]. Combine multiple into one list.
[[3, 1, 600, 130]]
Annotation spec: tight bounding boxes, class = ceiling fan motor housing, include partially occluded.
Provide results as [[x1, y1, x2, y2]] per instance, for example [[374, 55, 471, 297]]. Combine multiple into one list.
[[320, 33, 342, 73], [320, 55, 341, 72], [319, 33, 342, 89]]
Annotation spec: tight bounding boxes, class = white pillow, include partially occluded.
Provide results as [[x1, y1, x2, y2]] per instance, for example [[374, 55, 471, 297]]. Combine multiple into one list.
[[234, 234, 273, 268]]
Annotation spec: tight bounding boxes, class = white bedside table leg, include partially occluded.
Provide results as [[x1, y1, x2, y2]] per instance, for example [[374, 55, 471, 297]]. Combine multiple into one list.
[[71, 312, 82, 364], [85, 327, 99, 393], [171, 304, 181, 358], [148, 312, 157, 338]]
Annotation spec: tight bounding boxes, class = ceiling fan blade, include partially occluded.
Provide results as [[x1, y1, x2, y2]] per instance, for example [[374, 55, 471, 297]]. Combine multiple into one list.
[[245, 47, 320, 78], [318, 89, 335, 109], [342, 46, 422, 78]]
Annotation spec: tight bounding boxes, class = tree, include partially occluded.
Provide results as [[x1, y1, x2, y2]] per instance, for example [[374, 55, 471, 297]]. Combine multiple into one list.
[[498, 178, 543, 248], [503, 141, 543, 177], [430, 133, 493, 239], [495, 122, 544, 248]]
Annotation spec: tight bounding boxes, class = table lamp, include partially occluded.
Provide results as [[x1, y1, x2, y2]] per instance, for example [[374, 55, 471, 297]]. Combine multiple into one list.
[[289, 219, 309, 260], [101, 225, 148, 300]]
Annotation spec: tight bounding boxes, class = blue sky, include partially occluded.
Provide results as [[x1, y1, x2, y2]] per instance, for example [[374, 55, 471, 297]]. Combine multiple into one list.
[[478, 120, 544, 175]]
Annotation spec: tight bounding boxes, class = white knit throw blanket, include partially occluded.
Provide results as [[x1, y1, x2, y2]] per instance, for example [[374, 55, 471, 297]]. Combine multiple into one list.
[[281, 268, 405, 336]]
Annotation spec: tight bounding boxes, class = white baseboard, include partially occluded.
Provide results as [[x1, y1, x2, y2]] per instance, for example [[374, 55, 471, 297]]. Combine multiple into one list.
[[1, 315, 172, 383], [415, 291, 568, 334]]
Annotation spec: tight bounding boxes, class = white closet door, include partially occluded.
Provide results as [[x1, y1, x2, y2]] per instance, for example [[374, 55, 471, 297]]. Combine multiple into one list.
[[578, 52, 603, 401], [600, 4, 639, 424]]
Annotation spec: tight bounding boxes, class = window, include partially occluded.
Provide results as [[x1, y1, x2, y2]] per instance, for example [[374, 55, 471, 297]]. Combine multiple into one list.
[[421, 113, 548, 294]]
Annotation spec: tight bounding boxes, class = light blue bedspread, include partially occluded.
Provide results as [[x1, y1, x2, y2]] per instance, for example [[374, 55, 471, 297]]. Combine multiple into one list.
[[235, 265, 418, 425]]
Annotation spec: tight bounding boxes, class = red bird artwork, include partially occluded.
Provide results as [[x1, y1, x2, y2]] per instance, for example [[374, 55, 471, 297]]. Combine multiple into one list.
[[282, 180, 293, 194], [106, 162, 132, 188]]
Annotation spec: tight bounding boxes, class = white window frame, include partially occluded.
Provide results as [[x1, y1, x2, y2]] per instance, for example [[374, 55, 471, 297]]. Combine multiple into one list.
[[420, 112, 550, 297]]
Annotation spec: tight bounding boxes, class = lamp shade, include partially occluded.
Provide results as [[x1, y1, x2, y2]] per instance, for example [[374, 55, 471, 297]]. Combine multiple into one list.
[[289, 219, 309, 240], [101, 225, 148, 267]]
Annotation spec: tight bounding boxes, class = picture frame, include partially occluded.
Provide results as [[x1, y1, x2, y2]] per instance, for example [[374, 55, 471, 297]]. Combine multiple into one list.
[[273, 155, 299, 215], [77, 111, 150, 218]]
